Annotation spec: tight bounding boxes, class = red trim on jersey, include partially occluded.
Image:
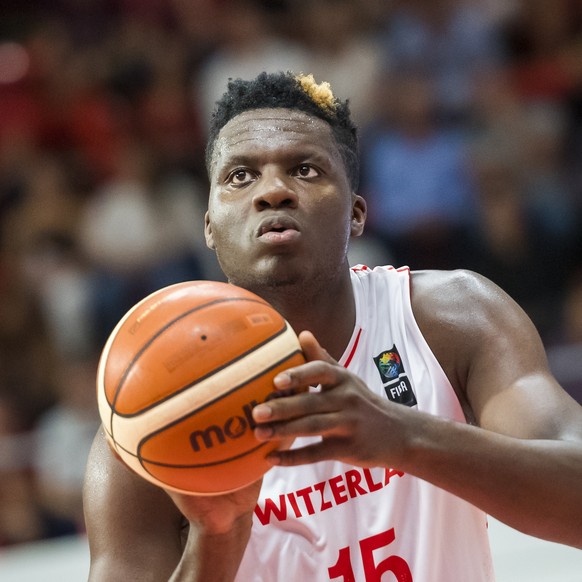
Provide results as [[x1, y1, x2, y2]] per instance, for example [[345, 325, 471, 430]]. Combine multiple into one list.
[[351, 265, 410, 273], [397, 266, 412, 294], [343, 328, 362, 368], [346, 265, 409, 367]]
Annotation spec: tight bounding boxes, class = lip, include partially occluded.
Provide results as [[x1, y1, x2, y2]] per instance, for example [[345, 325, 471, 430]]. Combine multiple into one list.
[[256, 216, 301, 245]]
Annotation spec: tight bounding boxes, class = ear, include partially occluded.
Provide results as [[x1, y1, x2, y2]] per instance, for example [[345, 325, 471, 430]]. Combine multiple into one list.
[[350, 194, 367, 238], [204, 211, 215, 250]]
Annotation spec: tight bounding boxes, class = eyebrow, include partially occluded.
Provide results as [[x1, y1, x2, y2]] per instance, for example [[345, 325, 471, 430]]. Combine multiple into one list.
[[219, 150, 334, 171], [219, 155, 255, 168]]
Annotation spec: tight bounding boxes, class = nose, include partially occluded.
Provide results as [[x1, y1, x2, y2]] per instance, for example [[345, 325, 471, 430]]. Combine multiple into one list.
[[252, 170, 298, 210]]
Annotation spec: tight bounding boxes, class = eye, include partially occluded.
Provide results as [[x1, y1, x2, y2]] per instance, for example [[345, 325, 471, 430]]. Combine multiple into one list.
[[226, 168, 256, 187], [293, 164, 320, 179]]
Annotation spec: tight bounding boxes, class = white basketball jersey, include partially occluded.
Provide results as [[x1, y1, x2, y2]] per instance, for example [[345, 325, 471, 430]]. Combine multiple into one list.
[[235, 266, 495, 581]]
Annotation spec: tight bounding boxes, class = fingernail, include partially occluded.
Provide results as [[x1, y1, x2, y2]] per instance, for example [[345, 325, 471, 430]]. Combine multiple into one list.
[[252, 404, 272, 421], [273, 372, 291, 389], [254, 425, 273, 440], [266, 451, 281, 465]]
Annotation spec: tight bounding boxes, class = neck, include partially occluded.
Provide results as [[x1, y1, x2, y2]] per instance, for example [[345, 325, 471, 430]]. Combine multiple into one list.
[[247, 269, 356, 362]]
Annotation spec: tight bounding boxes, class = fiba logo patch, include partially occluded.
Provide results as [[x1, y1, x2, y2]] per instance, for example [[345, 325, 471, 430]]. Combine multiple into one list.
[[373, 345, 417, 407]]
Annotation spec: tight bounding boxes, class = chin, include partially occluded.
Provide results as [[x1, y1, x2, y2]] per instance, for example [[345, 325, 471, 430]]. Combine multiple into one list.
[[227, 266, 301, 292]]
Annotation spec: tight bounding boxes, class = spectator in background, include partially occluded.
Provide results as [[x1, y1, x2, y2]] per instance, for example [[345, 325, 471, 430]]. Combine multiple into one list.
[[502, 0, 582, 104], [0, 253, 57, 426], [379, 0, 503, 124], [33, 355, 100, 535], [168, 0, 224, 58], [135, 30, 206, 179], [288, 0, 385, 128], [465, 62, 578, 341], [1, 154, 84, 256], [361, 67, 477, 269], [501, 0, 582, 201], [520, 102, 578, 243], [194, 0, 309, 127], [0, 393, 50, 546], [20, 231, 96, 360], [469, 64, 578, 244], [78, 139, 211, 345], [0, 255, 74, 546], [0, 150, 97, 355], [465, 137, 571, 341]]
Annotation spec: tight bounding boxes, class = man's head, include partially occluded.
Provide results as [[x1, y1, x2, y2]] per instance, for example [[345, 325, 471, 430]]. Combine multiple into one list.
[[206, 71, 359, 191], [204, 71, 366, 295]]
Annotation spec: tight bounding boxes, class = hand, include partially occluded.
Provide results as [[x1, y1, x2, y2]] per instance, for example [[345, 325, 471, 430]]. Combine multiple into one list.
[[165, 478, 262, 535], [252, 331, 412, 469]]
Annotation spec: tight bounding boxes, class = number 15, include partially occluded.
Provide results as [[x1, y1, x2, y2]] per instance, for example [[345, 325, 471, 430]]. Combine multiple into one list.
[[328, 528, 413, 582]]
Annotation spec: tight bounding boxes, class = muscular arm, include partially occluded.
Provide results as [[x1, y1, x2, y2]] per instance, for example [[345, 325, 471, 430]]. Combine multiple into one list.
[[408, 269, 582, 546], [252, 270, 582, 548], [84, 429, 184, 581], [84, 429, 256, 581]]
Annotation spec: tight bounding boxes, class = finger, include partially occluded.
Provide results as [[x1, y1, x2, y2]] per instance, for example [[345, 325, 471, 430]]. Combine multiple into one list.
[[266, 438, 345, 466], [270, 332, 339, 394], [273, 359, 342, 391], [253, 386, 340, 425], [298, 330, 337, 365], [254, 407, 343, 441]]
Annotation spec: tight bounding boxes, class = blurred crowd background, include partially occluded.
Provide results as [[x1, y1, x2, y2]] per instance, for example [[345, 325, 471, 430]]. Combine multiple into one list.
[[1, 0, 582, 549]]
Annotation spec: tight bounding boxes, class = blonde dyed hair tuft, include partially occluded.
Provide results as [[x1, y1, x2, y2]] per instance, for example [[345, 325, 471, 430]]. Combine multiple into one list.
[[296, 73, 337, 114]]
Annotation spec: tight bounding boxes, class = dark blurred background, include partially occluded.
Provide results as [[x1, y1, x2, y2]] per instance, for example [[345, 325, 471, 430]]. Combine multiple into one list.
[[1, 0, 582, 547]]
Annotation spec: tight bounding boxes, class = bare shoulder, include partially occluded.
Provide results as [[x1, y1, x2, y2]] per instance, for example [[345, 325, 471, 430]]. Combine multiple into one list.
[[408, 269, 546, 410], [408, 268, 529, 357], [408, 269, 582, 438], [410, 268, 513, 319]]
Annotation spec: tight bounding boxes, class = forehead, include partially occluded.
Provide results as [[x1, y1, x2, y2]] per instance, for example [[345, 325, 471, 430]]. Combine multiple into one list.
[[210, 108, 340, 172]]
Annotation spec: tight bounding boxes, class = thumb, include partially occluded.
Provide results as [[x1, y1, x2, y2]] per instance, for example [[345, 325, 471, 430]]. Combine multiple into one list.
[[297, 330, 337, 365]]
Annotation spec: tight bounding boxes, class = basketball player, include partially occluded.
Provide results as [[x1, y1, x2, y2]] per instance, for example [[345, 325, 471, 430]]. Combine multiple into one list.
[[83, 72, 582, 581]]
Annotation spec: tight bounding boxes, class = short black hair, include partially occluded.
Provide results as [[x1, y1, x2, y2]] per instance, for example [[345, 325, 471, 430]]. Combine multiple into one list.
[[206, 71, 359, 190]]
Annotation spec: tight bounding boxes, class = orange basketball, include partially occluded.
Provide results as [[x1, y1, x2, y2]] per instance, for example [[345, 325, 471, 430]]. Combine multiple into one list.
[[96, 280, 305, 495]]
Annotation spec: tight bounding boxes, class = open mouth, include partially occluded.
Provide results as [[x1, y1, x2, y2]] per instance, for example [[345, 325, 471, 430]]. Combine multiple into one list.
[[257, 218, 300, 244], [262, 224, 288, 235]]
